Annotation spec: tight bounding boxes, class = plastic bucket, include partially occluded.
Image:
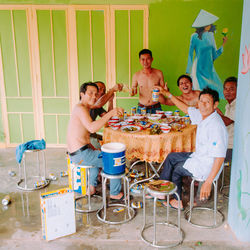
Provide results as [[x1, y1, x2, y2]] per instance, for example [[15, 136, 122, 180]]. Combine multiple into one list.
[[101, 142, 126, 175]]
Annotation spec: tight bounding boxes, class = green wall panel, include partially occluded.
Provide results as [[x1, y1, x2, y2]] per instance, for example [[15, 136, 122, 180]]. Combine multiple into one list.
[[130, 10, 143, 80], [22, 114, 35, 141], [13, 10, 32, 97], [76, 10, 92, 85], [37, 10, 54, 96], [0, 10, 18, 97], [52, 10, 69, 96], [8, 114, 21, 143], [116, 98, 139, 113], [115, 10, 129, 98], [91, 10, 106, 82], [43, 98, 69, 114], [58, 115, 69, 144], [6, 98, 33, 112], [44, 115, 57, 143]]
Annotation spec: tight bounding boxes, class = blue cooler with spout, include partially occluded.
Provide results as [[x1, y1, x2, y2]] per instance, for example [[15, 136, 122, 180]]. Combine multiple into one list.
[[101, 143, 126, 175]]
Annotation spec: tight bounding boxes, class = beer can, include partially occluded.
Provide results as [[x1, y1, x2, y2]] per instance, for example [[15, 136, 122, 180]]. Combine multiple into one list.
[[152, 89, 160, 102], [124, 111, 127, 120], [174, 110, 180, 116], [34, 180, 45, 188], [131, 201, 143, 209], [113, 207, 125, 213], [131, 106, 136, 115], [60, 171, 68, 177], [141, 107, 146, 115], [2, 195, 11, 206], [49, 173, 57, 181], [184, 115, 191, 125], [8, 170, 16, 177]]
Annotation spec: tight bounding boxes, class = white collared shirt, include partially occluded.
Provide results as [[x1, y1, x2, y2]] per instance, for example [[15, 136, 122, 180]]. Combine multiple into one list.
[[225, 99, 236, 149], [183, 107, 228, 180]]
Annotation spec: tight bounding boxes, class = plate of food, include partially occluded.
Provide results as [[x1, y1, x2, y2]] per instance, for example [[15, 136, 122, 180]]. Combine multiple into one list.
[[121, 125, 141, 133]]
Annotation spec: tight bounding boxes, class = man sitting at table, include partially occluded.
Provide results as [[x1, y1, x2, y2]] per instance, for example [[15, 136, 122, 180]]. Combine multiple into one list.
[[153, 86, 228, 210], [161, 74, 200, 108], [67, 82, 125, 200], [90, 81, 123, 149], [130, 49, 166, 114], [216, 76, 237, 163]]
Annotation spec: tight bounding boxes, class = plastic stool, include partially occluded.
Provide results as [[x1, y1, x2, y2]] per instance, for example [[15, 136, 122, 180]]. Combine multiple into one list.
[[141, 181, 183, 248], [17, 149, 50, 191], [69, 163, 102, 213], [97, 172, 135, 224]]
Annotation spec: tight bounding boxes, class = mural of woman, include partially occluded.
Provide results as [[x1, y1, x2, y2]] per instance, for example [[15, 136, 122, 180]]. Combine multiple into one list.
[[186, 9, 227, 98]]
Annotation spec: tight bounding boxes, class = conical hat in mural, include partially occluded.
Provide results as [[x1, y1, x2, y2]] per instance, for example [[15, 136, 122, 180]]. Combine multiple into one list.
[[192, 9, 219, 28]]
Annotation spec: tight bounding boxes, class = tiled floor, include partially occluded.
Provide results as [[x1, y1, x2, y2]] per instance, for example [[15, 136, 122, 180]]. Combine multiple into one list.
[[0, 148, 249, 250]]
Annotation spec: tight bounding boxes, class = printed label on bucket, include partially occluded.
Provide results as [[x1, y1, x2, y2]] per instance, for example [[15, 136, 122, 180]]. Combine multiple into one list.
[[113, 156, 126, 167]]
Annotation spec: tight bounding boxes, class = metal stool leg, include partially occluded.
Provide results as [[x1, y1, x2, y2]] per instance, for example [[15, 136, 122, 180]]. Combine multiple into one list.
[[184, 178, 224, 228], [141, 184, 183, 248], [97, 172, 135, 224], [17, 149, 50, 191]]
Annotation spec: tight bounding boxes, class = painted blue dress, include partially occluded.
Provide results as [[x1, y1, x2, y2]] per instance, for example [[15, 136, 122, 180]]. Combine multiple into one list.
[[186, 31, 224, 98]]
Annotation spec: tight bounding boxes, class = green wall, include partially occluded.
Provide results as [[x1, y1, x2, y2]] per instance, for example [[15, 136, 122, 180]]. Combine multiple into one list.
[[148, 0, 242, 113], [0, 0, 243, 144]]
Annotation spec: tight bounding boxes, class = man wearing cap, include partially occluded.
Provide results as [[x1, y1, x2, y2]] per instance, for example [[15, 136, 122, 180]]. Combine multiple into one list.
[[130, 49, 166, 114], [186, 9, 227, 98]]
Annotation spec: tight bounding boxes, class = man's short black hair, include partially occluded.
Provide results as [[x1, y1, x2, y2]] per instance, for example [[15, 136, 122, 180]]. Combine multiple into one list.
[[223, 76, 237, 88], [139, 49, 152, 58], [93, 81, 105, 86], [177, 74, 193, 86], [199, 87, 219, 104], [79, 82, 98, 100]]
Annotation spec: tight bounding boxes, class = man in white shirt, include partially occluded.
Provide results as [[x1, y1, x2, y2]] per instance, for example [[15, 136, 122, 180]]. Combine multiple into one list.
[[155, 87, 228, 210], [217, 77, 237, 163]]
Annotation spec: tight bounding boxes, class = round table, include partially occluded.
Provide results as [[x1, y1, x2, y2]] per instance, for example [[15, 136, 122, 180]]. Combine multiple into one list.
[[103, 125, 197, 163]]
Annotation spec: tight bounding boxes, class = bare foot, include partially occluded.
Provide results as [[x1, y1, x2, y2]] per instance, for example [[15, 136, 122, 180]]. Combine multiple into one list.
[[87, 185, 96, 196], [110, 192, 124, 200], [162, 199, 183, 210], [170, 199, 183, 210]]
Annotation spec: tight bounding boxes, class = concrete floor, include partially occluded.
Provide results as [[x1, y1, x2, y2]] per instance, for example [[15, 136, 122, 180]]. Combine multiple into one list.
[[0, 148, 250, 250]]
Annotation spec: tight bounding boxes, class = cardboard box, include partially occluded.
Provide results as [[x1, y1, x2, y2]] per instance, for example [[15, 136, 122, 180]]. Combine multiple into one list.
[[40, 188, 76, 241]]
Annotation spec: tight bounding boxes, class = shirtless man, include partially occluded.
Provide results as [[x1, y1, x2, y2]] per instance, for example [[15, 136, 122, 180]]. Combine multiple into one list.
[[130, 49, 166, 114], [67, 82, 124, 200], [89, 81, 123, 149], [162, 74, 200, 108]]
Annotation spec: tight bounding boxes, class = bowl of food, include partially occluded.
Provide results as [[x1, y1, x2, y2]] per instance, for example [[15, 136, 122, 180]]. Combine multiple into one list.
[[111, 116, 120, 122], [160, 125, 171, 133], [147, 114, 162, 121], [111, 123, 121, 130], [126, 118, 134, 125], [165, 111, 173, 117]]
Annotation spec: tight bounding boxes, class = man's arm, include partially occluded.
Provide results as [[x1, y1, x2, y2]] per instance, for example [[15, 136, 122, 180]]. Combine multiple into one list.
[[130, 73, 138, 96], [155, 86, 189, 113], [91, 83, 123, 109], [77, 105, 123, 133], [200, 157, 225, 200], [216, 108, 234, 126]]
